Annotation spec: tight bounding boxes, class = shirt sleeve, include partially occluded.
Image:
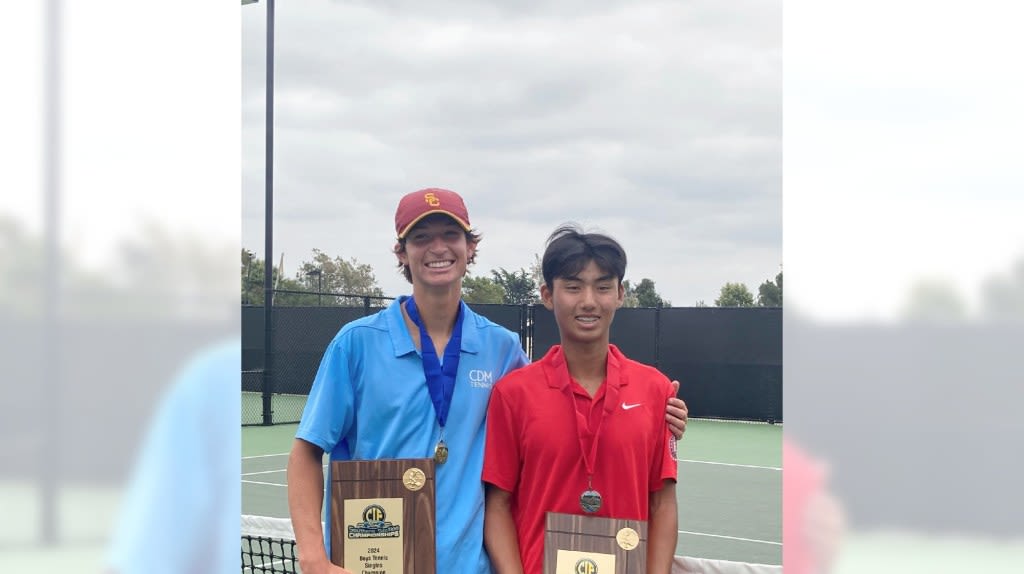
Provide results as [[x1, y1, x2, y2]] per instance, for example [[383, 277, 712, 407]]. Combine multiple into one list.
[[650, 378, 679, 491], [296, 332, 356, 452], [482, 381, 521, 493]]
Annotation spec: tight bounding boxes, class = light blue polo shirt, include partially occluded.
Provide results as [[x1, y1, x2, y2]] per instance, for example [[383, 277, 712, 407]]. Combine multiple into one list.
[[297, 296, 529, 574]]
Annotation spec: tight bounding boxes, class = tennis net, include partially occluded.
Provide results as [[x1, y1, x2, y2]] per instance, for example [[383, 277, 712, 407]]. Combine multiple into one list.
[[239, 514, 782, 574], [242, 514, 298, 573]]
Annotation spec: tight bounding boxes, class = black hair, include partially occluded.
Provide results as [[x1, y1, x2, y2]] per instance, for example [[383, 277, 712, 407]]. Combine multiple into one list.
[[541, 223, 626, 288], [392, 213, 481, 283]]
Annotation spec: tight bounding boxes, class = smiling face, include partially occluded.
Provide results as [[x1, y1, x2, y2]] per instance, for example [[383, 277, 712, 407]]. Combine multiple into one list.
[[541, 259, 625, 347], [396, 214, 477, 291]]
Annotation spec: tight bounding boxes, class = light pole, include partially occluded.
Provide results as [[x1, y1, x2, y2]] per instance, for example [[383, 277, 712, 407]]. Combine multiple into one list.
[[244, 0, 275, 425], [42, 0, 62, 545]]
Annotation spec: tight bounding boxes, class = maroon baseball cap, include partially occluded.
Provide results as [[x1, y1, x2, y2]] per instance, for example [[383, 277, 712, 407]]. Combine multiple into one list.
[[394, 188, 472, 239]]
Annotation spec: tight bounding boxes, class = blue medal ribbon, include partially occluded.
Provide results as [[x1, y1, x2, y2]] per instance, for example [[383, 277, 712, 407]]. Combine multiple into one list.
[[405, 297, 463, 430]]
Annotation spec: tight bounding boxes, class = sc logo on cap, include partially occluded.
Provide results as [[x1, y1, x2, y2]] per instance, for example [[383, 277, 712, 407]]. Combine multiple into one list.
[[574, 558, 598, 574], [424, 192, 441, 206]]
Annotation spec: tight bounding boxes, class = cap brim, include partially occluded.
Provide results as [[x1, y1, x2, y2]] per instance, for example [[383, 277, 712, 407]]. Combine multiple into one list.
[[397, 210, 472, 238]]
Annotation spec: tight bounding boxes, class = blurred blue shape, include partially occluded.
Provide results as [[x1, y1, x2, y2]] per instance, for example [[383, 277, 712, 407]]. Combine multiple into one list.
[[105, 339, 241, 574]]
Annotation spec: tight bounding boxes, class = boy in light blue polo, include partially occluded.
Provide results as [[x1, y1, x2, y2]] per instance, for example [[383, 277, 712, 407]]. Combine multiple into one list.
[[297, 295, 527, 573], [289, 188, 528, 574]]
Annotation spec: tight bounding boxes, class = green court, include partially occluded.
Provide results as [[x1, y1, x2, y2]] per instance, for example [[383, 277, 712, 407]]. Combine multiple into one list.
[[242, 418, 782, 565]]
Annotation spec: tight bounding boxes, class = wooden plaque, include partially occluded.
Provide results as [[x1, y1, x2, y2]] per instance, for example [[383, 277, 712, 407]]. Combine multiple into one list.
[[543, 512, 647, 574], [330, 458, 436, 574]]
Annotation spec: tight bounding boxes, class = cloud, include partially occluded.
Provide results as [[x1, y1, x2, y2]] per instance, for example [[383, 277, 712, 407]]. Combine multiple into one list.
[[242, 0, 781, 307]]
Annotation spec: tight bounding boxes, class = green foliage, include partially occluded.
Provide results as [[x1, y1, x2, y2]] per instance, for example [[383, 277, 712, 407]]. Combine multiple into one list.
[[902, 278, 968, 322], [621, 280, 640, 308], [757, 272, 783, 307], [242, 248, 384, 306], [634, 278, 669, 308], [462, 273, 505, 304], [491, 267, 539, 305], [622, 278, 668, 308], [981, 257, 1024, 320], [715, 282, 755, 307], [241, 248, 289, 305], [1, 215, 235, 318], [529, 253, 543, 290]]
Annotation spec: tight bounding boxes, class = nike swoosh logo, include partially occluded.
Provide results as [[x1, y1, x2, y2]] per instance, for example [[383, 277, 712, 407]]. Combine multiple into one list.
[[621, 402, 642, 410]]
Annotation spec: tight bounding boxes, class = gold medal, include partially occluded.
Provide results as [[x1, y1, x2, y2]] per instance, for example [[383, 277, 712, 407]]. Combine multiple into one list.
[[402, 467, 426, 491], [434, 440, 448, 464], [616, 527, 639, 550]]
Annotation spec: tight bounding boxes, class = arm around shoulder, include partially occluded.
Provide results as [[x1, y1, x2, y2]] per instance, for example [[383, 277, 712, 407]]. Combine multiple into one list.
[[665, 379, 688, 439], [646, 480, 678, 574]]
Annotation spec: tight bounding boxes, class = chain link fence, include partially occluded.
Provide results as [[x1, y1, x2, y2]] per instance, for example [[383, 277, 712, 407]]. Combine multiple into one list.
[[243, 292, 782, 425], [243, 291, 393, 425]]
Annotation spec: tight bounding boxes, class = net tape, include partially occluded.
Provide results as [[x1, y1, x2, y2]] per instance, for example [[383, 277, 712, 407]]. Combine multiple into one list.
[[242, 515, 300, 574]]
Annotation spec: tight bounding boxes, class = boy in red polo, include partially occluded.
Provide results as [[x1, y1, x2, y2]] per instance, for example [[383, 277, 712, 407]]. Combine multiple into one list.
[[482, 224, 678, 574]]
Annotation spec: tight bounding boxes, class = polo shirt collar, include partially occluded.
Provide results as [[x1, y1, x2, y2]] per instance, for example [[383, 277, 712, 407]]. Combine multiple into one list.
[[386, 296, 479, 357], [541, 344, 628, 390]]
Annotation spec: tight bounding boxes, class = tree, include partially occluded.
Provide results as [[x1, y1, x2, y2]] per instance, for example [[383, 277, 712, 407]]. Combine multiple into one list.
[[242, 248, 384, 307], [715, 282, 755, 307], [621, 280, 640, 308], [295, 249, 384, 305], [902, 279, 968, 322], [981, 257, 1024, 321], [462, 273, 505, 304], [241, 249, 299, 305], [529, 253, 543, 290], [491, 267, 538, 305], [757, 272, 783, 307], [634, 278, 669, 308]]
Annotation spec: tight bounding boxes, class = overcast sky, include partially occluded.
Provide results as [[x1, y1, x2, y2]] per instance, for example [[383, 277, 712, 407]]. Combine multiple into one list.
[[241, 0, 782, 306]]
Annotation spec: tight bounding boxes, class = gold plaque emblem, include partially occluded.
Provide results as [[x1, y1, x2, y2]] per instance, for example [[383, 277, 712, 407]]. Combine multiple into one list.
[[615, 527, 639, 551], [402, 467, 426, 491]]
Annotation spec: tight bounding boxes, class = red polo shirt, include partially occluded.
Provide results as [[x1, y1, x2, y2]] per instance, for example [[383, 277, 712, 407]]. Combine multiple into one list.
[[483, 345, 677, 574]]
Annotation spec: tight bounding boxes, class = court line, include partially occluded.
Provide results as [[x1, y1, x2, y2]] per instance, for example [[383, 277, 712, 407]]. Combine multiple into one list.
[[238, 481, 782, 547], [242, 469, 287, 477], [243, 469, 780, 546], [242, 479, 286, 487], [243, 452, 289, 460], [679, 459, 780, 471], [242, 464, 326, 480], [678, 530, 781, 546]]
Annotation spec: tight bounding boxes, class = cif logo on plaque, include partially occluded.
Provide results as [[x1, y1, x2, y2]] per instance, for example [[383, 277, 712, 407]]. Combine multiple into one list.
[[348, 504, 400, 538], [556, 550, 615, 574], [575, 558, 599, 574], [344, 498, 405, 574]]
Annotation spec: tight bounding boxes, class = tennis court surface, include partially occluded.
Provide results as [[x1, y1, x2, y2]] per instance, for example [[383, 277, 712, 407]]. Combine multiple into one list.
[[242, 418, 781, 571]]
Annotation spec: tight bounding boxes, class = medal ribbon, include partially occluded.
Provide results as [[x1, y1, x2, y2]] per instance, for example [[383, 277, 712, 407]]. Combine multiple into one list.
[[406, 297, 463, 430], [565, 358, 620, 488]]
